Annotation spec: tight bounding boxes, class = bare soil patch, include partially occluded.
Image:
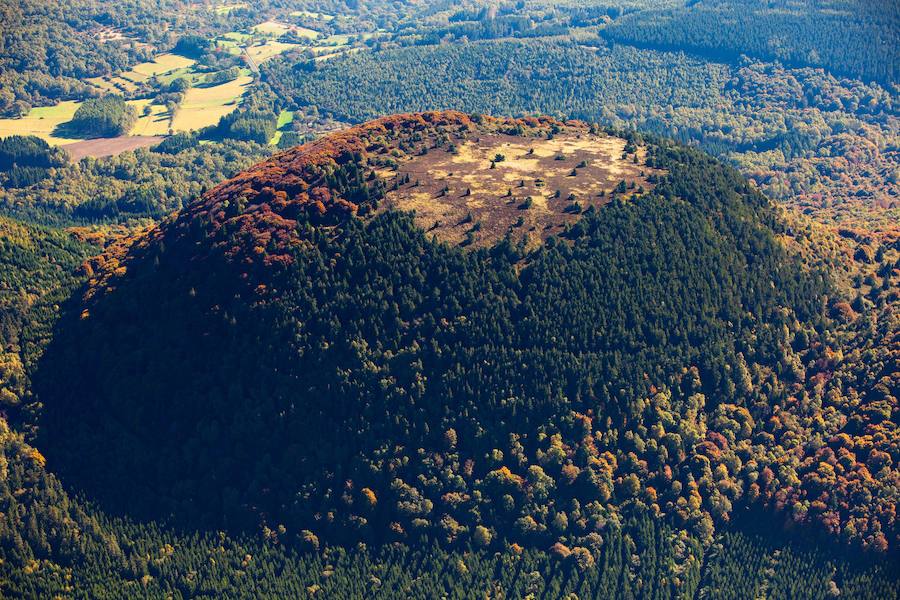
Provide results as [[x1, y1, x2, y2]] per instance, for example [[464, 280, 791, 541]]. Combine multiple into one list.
[[62, 136, 164, 160]]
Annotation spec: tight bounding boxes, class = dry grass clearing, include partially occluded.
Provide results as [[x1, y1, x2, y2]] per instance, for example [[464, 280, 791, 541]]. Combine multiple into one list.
[[130, 54, 196, 79], [245, 40, 302, 63], [170, 76, 253, 132], [214, 2, 248, 14], [252, 20, 291, 36], [290, 10, 335, 21], [379, 130, 657, 249], [128, 100, 173, 136]]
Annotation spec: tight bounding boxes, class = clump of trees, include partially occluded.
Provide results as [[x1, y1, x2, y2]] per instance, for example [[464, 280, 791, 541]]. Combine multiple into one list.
[[215, 85, 280, 144], [0, 135, 64, 170], [68, 96, 137, 138], [173, 34, 213, 58], [152, 131, 198, 155], [277, 130, 311, 149], [225, 111, 278, 144], [206, 66, 242, 86]]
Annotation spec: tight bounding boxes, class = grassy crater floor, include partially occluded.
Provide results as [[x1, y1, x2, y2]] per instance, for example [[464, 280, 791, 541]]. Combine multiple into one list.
[[378, 129, 657, 248]]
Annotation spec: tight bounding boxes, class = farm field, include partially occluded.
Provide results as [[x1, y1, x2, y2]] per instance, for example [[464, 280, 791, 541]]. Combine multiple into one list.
[[216, 37, 243, 55], [86, 76, 138, 95], [289, 10, 335, 21], [276, 110, 294, 129], [214, 2, 247, 14], [245, 40, 302, 63], [220, 31, 251, 44], [292, 26, 322, 40], [251, 20, 321, 40], [128, 100, 173, 136], [61, 136, 164, 160], [170, 75, 253, 131], [218, 26, 310, 63], [320, 33, 352, 46], [270, 110, 295, 145], [130, 54, 196, 78], [252, 20, 288, 35], [155, 66, 198, 86], [87, 53, 196, 94], [0, 101, 82, 144]]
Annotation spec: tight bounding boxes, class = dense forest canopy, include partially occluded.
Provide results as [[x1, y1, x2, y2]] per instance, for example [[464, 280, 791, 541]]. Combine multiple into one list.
[[602, 0, 900, 86], [34, 115, 895, 570], [0, 135, 68, 188], [0, 1, 897, 597], [2, 411, 893, 598], [0, 216, 93, 439], [0, 135, 64, 171]]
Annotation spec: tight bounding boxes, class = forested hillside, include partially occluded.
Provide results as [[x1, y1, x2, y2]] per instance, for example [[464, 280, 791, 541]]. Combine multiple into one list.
[[0, 1, 897, 597], [0, 217, 93, 439], [602, 0, 900, 85], [4, 416, 894, 598], [31, 115, 897, 592], [267, 37, 899, 233]]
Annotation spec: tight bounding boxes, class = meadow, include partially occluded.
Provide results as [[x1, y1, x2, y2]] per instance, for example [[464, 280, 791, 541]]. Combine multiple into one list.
[[269, 110, 295, 145], [0, 102, 82, 144], [128, 100, 173, 136], [87, 53, 196, 95], [252, 20, 319, 39], [245, 40, 302, 63], [171, 76, 254, 131]]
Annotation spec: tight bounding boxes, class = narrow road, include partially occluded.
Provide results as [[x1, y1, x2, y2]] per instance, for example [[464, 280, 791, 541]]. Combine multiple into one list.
[[242, 48, 260, 74]]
